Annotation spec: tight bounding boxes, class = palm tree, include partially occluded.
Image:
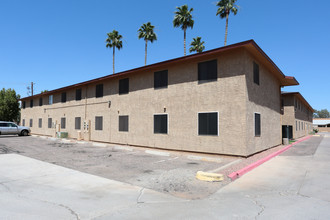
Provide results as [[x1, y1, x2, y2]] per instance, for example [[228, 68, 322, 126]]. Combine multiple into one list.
[[106, 30, 123, 74], [189, 37, 205, 53], [173, 5, 194, 56], [216, 0, 239, 46], [138, 22, 157, 66]]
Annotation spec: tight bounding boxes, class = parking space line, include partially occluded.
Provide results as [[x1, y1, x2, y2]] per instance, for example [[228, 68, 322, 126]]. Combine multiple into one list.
[[154, 157, 179, 164], [145, 150, 170, 157]]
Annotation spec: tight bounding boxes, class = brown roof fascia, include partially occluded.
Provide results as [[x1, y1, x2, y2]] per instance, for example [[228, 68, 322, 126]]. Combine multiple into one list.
[[20, 39, 296, 100], [244, 41, 299, 86]]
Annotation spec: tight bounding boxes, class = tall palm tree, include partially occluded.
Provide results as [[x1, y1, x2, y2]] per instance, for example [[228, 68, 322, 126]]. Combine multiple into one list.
[[105, 30, 123, 74], [173, 5, 194, 56], [189, 37, 205, 53], [216, 0, 239, 46], [138, 22, 157, 66]]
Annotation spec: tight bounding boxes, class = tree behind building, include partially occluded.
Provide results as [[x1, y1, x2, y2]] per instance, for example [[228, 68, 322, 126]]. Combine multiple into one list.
[[0, 88, 20, 122], [313, 109, 330, 118]]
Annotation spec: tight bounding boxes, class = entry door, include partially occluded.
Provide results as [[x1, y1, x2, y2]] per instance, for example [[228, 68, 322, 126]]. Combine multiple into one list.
[[282, 125, 293, 139]]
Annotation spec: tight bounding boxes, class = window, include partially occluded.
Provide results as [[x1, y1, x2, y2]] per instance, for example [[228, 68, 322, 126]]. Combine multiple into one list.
[[30, 100, 33, 108], [22, 119, 25, 126], [198, 112, 218, 136], [38, 118, 42, 128], [49, 95, 53, 105], [119, 115, 129, 132], [76, 89, 82, 101], [253, 62, 259, 85], [22, 101, 26, 109], [48, 118, 52, 128], [198, 59, 217, 82], [39, 97, 43, 106], [9, 123, 17, 128], [154, 70, 168, 89], [61, 92, 66, 103], [296, 120, 298, 131], [154, 114, 168, 134], [60, 118, 65, 129], [29, 119, 33, 127], [0, 123, 8, 127], [75, 117, 81, 130], [95, 116, 103, 130], [96, 84, 103, 98], [255, 113, 261, 136], [119, 78, 129, 94]]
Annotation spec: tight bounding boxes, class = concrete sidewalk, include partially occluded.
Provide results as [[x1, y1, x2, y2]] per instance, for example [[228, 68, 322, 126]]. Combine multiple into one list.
[[0, 154, 184, 220], [1, 134, 330, 219]]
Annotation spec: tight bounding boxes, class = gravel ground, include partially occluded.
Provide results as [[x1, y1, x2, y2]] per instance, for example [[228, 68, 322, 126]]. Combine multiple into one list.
[[0, 135, 236, 199], [0, 134, 320, 200]]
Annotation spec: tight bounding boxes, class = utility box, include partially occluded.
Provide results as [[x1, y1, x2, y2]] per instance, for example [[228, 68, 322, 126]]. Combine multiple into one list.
[[83, 120, 91, 141], [57, 132, 68, 138], [282, 138, 289, 145]]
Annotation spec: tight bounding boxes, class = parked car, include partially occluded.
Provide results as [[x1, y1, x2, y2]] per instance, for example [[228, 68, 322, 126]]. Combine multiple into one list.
[[0, 121, 30, 136]]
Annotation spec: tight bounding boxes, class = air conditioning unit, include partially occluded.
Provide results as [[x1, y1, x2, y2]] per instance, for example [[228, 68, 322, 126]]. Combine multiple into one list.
[[56, 132, 68, 138]]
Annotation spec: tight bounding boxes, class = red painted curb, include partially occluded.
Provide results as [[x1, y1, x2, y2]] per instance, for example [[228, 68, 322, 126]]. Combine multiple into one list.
[[228, 135, 312, 181]]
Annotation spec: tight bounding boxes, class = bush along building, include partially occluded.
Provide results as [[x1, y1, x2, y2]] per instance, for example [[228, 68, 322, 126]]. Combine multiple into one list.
[[20, 40, 301, 157], [281, 92, 313, 139]]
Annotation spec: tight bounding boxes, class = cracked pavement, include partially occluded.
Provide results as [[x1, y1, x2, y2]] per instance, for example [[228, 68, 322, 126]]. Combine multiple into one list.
[[1, 133, 330, 219]]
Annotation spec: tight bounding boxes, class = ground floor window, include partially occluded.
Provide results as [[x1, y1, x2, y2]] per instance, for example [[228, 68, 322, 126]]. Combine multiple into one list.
[[119, 115, 129, 132], [48, 118, 52, 128], [95, 116, 103, 130], [61, 118, 66, 129], [29, 119, 33, 127], [38, 118, 42, 128], [255, 113, 261, 137], [22, 119, 25, 126], [154, 114, 168, 134], [198, 112, 218, 136], [296, 120, 298, 131], [75, 117, 81, 130]]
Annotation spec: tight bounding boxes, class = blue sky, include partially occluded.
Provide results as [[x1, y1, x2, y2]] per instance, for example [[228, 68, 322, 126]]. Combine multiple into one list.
[[1, 0, 329, 110]]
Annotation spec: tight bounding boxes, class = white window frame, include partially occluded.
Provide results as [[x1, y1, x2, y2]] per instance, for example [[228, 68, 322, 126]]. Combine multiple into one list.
[[197, 111, 219, 136]]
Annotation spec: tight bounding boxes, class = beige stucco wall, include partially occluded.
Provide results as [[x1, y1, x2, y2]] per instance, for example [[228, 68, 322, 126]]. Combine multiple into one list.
[[21, 48, 284, 156], [244, 51, 282, 156]]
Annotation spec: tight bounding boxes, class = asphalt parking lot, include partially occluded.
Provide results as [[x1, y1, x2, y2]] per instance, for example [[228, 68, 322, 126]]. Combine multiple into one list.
[[0, 135, 240, 199], [1, 134, 328, 219]]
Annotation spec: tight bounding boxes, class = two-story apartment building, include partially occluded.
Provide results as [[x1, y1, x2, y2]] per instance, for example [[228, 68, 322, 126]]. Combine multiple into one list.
[[281, 92, 313, 139], [20, 40, 298, 156]]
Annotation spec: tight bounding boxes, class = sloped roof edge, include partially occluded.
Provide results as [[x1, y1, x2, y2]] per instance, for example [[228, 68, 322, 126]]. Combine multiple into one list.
[[21, 39, 298, 101]]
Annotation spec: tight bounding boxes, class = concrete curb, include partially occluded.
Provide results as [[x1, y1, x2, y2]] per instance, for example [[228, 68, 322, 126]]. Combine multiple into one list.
[[196, 171, 224, 182], [228, 135, 312, 181]]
